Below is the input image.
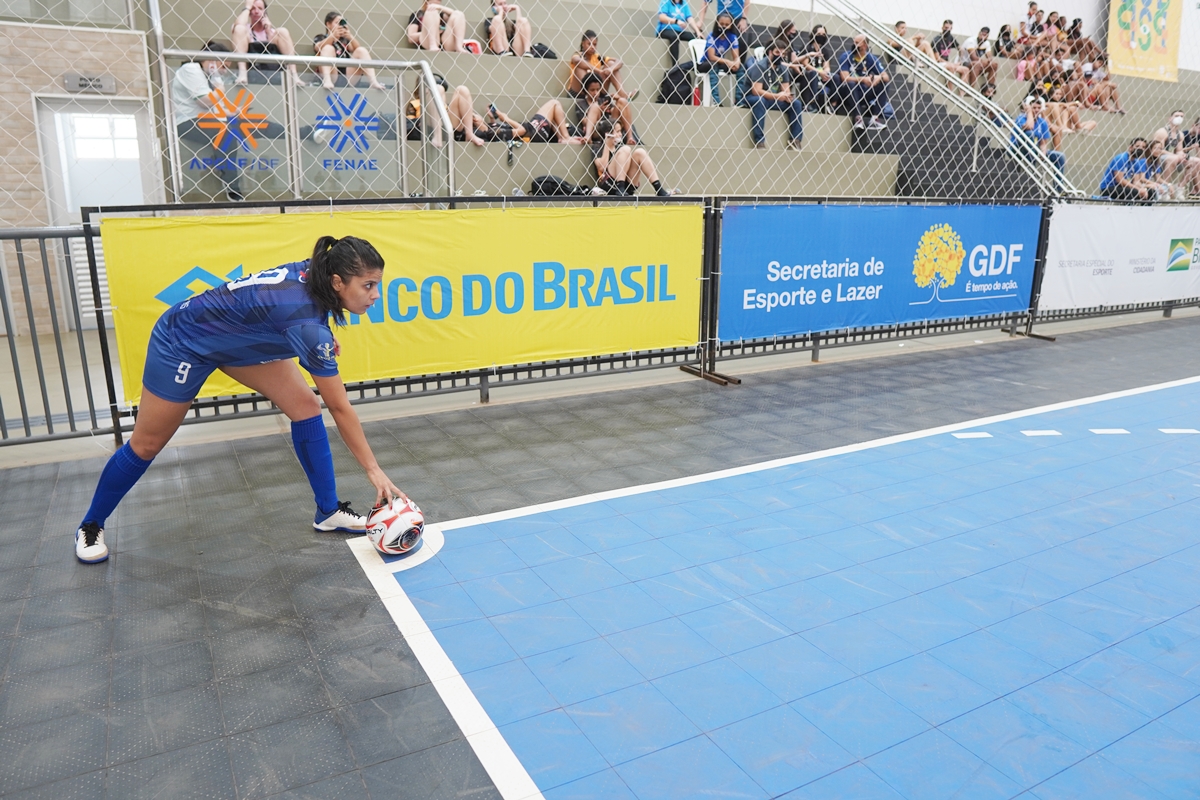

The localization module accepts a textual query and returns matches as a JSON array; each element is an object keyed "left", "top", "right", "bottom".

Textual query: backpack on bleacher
[
  {"left": 530, "top": 175, "right": 591, "bottom": 196},
  {"left": 529, "top": 42, "right": 557, "bottom": 58},
  {"left": 656, "top": 62, "right": 694, "bottom": 105}
]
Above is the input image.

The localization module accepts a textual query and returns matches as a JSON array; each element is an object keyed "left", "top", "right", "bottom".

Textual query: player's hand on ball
[{"left": 367, "top": 467, "right": 406, "bottom": 504}]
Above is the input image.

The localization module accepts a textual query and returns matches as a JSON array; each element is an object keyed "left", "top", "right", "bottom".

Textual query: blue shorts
[{"left": 141, "top": 319, "right": 218, "bottom": 403}]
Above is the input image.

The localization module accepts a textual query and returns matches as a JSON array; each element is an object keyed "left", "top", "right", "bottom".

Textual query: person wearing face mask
[
  {"left": 1153, "top": 110, "right": 1193, "bottom": 191},
  {"left": 698, "top": 12, "right": 740, "bottom": 105},
  {"left": 746, "top": 39, "right": 803, "bottom": 149},
  {"left": 837, "top": 34, "right": 891, "bottom": 130},
  {"left": 1099, "top": 138, "right": 1152, "bottom": 202}
]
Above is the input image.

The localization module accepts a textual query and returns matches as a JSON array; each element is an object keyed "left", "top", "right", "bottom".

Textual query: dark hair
[
  {"left": 202, "top": 40, "right": 233, "bottom": 53},
  {"left": 581, "top": 29, "right": 597, "bottom": 44},
  {"left": 894, "top": 20, "right": 905, "bottom": 28},
  {"left": 943, "top": 18, "right": 953, "bottom": 25},
  {"left": 713, "top": 11, "right": 732, "bottom": 34},
  {"left": 1131, "top": 137, "right": 1147, "bottom": 148},
  {"left": 324, "top": 11, "right": 344, "bottom": 24},
  {"left": 592, "top": 117, "right": 613, "bottom": 142},
  {"left": 597, "top": 91, "right": 612, "bottom": 105},
  {"left": 981, "top": 81, "right": 996, "bottom": 94},
  {"left": 583, "top": 74, "right": 602, "bottom": 89},
  {"left": 307, "top": 236, "right": 384, "bottom": 325},
  {"left": 979, "top": 26, "right": 990, "bottom": 33}
]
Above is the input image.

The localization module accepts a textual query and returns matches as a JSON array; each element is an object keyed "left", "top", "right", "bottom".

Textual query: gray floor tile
[
  {"left": 317, "top": 640, "right": 427, "bottom": 706},
  {"left": 0, "top": 538, "right": 39, "bottom": 571},
  {"left": 0, "top": 569, "right": 35, "bottom": 605},
  {"left": 107, "top": 684, "right": 224, "bottom": 766},
  {"left": 105, "top": 737, "right": 236, "bottom": 800},
  {"left": 112, "top": 570, "right": 203, "bottom": 613},
  {"left": 0, "top": 660, "right": 110, "bottom": 727},
  {"left": 27, "top": 560, "right": 112, "bottom": 597},
  {"left": 0, "top": 770, "right": 105, "bottom": 800},
  {"left": 0, "top": 711, "right": 108, "bottom": 794},
  {"left": 112, "top": 600, "right": 206, "bottom": 653},
  {"left": 210, "top": 624, "right": 311, "bottom": 680},
  {"left": 265, "top": 771, "right": 370, "bottom": 799},
  {"left": 338, "top": 684, "right": 462, "bottom": 768},
  {"left": 0, "top": 594, "right": 27, "bottom": 637},
  {"left": 360, "top": 739, "right": 501, "bottom": 800},
  {"left": 110, "top": 639, "right": 214, "bottom": 703},
  {"left": 6, "top": 618, "right": 113, "bottom": 675},
  {"left": 218, "top": 659, "right": 332, "bottom": 733},
  {"left": 228, "top": 710, "right": 355, "bottom": 800}
]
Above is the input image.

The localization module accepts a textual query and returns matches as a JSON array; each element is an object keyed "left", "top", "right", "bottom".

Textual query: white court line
[
  {"left": 1022, "top": 430, "right": 1063, "bottom": 437},
  {"left": 951, "top": 432, "right": 993, "bottom": 439},
  {"left": 1090, "top": 428, "right": 1130, "bottom": 435},
  {"left": 1161, "top": 428, "right": 1200, "bottom": 434},
  {"left": 349, "top": 372, "right": 1200, "bottom": 800}
]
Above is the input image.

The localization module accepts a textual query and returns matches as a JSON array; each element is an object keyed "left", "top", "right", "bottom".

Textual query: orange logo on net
[{"left": 197, "top": 87, "right": 268, "bottom": 151}]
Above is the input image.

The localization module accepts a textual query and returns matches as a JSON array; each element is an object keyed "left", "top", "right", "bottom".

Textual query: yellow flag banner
[
  {"left": 1107, "top": 0, "right": 1181, "bottom": 81},
  {"left": 100, "top": 205, "right": 704, "bottom": 405}
]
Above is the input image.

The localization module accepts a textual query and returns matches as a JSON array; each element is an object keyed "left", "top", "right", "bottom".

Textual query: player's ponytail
[{"left": 306, "top": 235, "right": 385, "bottom": 325}]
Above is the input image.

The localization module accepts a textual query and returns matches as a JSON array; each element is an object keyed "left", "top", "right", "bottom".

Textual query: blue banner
[{"left": 717, "top": 204, "right": 1042, "bottom": 341}]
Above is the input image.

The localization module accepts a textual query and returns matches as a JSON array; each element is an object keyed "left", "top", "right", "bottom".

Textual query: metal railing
[
  {"left": 822, "top": 0, "right": 1085, "bottom": 198},
  {"left": 0, "top": 227, "right": 119, "bottom": 444}
]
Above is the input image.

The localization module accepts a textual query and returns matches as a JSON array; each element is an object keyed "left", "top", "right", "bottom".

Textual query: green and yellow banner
[{"left": 1108, "top": 0, "right": 1182, "bottom": 81}]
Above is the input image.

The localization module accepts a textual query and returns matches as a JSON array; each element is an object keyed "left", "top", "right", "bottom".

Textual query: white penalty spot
[
  {"left": 1161, "top": 428, "right": 1200, "bottom": 434},
  {"left": 951, "top": 432, "right": 993, "bottom": 439},
  {"left": 1089, "top": 428, "right": 1130, "bottom": 435},
  {"left": 1021, "top": 430, "right": 1062, "bottom": 437}
]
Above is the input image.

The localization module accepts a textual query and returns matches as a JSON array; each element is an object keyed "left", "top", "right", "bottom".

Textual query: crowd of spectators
[{"left": 1097, "top": 113, "right": 1200, "bottom": 202}]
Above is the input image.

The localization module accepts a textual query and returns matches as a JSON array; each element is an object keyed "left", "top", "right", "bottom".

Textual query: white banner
[{"left": 1038, "top": 202, "right": 1200, "bottom": 310}]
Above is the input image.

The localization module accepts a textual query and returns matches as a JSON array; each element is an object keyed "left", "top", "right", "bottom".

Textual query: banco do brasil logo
[
  {"left": 315, "top": 93, "right": 379, "bottom": 153},
  {"left": 911, "top": 223, "right": 966, "bottom": 301},
  {"left": 1167, "top": 239, "right": 1195, "bottom": 272}
]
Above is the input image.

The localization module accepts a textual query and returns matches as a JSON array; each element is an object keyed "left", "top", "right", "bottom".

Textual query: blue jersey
[
  {"left": 1098, "top": 152, "right": 1142, "bottom": 190},
  {"left": 159, "top": 260, "right": 339, "bottom": 377}
]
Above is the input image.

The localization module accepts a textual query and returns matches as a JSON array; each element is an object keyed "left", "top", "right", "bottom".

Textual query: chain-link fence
[{"left": 3, "top": 0, "right": 1198, "bottom": 208}]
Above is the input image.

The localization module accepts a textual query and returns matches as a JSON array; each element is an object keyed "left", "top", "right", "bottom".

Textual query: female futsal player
[{"left": 74, "top": 235, "right": 405, "bottom": 563}]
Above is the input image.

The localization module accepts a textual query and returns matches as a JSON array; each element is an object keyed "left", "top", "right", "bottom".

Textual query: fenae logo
[
  {"left": 315, "top": 93, "right": 380, "bottom": 171},
  {"left": 1167, "top": 239, "right": 1195, "bottom": 271}
]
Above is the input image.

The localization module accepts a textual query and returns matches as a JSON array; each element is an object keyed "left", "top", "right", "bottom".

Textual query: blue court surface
[{"left": 354, "top": 378, "right": 1200, "bottom": 800}]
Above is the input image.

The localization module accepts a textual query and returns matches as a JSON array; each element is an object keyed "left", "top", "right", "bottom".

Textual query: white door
[{"left": 37, "top": 96, "right": 162, "bottom": 329}]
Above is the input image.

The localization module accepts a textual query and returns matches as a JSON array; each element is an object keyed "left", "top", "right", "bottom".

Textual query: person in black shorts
[
  {"left": 591, "top": 119, "right": 674, "bottom": 196},
  {"left": 232, "top": 0, "right": 298, "bottom": 84},
  {"left": 312, "top": 12, "right": 386, "bottom": 90},
  {"left": 488, "top": 99, "right": 584, "bottom": 143}
]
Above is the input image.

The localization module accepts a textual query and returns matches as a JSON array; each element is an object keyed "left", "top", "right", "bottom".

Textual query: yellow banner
[
  {"left": 1107, "top": 0, "right": 1181, "bottom": 81},
  {"left": 101, "top": 206, "right": 703, "bottom": 405}
]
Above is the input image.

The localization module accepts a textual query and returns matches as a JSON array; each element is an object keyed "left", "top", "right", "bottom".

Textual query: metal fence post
[{"left": 82, "top": 209, "right": 126, "bottom": 445}]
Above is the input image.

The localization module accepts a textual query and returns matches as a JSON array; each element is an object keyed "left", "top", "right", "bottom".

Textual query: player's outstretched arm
[{"left": 313, "top": 374, "right": 406, "bottom": 503}]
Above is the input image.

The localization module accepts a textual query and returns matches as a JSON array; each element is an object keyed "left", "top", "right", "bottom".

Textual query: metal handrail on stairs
[{"left": 817, "top": 0, "right": 1085, "bottom": 198}]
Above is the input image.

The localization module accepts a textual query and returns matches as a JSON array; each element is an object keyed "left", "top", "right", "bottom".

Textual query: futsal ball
[{"left": 366, "top": 497, "right": 425, "bottom": 555}]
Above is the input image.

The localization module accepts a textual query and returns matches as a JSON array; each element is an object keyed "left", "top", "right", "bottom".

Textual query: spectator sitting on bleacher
[
  {"left": 1082, "top": 55, "right": 1124, "bottom": 114},
  {"left": 591, "top": 119, "right": 674, "bottom": 196},
  {"left": 488, "top": 99, "right": 586, "bottom": 143},
  {"left": 962, "top": 27, "right": 998, "bottom": 87},
  {"left": 1099, "top": 138, "right": 1151, "bottom": 201},
  {"left": 656, "top": 0, "right": 703, "bottom": 64},
  {"left": 1153, "top": 110, "right": 1200, "bottom": 193},
  {"left": 580, "top": 81, "right": 638, "bottom": 145},
  {"left": 570, "top": 32, "right": 634, "bottom": 102},
  {"left": 698, "top": 12, "right": 740, "bottom": 105},
  {"left": 1016, "top": 43, "right": 1048, "bottom": 82},
  {"left": 927, "top": 20, "right": 971, "bottom": 86},
  {"left": 1012, "top": 95, "right": 1065, "bottom": 171},
  {"left": 175, "top": 41, "right": 288, "bottom": 200},
  {"left": 889, "top": 22, "right": 937, "bottom": 62},
  {"left": 980, "top": 81, "right": 1007, "bottom": 126},
  {"left": 232, "top": 0, "right": 298, "bottom": 84},
  {"left": 312, "top": 12, "right": 386, "bottom": 90},
  {"left": 992, "top": 25, "right": 1017, "bottom": 58},
  {"left": 837, "top": 34, "right": 891, "bottom": 130},
  {"left": 1038, "top": 11, "right": 1063, "bottom": 46},
  {"left": 796, "top": 27, "right": 832, "bottom": 111},
  {"left": 1019, "top": 1, "right": 1039, "bottom": 43},
  {"left": 1065, "top": 18, "right": 1101, "bottom": 62},
  {"left": 485, "top": 0, "right": 532, "bottom": 56},
  {"left": 406, "top": 0, "right": 467, "bottom": 52},
  {"left": 1044, "top": 83, "right": 1095, "bottom": 149},
  {"left": 1143, "top": 140, "right": 1177, "bottom": 200},
  {"left": 746, "top": 38, "right": 803, "bottom": 148}
]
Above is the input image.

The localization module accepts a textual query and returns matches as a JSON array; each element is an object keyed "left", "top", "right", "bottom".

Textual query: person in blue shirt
[
  {"left": 73, "top": 236, "right": 407, "bottom": 564},
  {"left": 698, "top": 12, "right": 740, "bottom": 105},
  {"left": 746, "top": 38, "right": 803, "bottom": 148},
  {"left": 656, "top": 0, "right": 702, "bottom": 63},
  {"left": 1098, "top": 137, "right": 1152, "bottom": 202},
  {"left": 836, "top": 34, "right": 892, "bottom": 130},
  {"left": 1011, "top": 96, "right": 1065, "bottom": 172}
]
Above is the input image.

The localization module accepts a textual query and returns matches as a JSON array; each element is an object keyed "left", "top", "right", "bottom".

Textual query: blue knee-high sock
[
  {"left": 291, "top": 415, "right": 339, "bottom": 516},
  {"left": 81, "top": 443, "right": 154, "bottom": 528}
]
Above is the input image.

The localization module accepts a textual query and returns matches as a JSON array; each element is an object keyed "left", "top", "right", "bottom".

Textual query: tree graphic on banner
[{"left": 911, "top": 223, "right": 966, "bottom": 304}]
